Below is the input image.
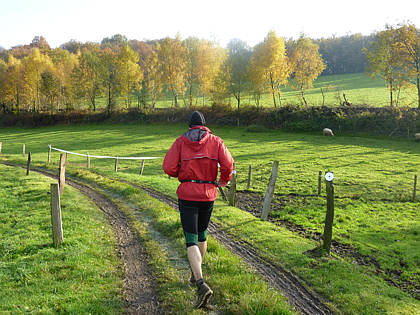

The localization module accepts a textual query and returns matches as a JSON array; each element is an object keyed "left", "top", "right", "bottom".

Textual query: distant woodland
[{"left": 0, "top": 23, "right": 418, "bottom": 113}]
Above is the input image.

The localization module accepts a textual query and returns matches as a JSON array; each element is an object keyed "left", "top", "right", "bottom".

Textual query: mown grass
[
  {"left": 0, "top": 164, "right": 123, "bottom": 314},
  {"left": 0, "top": 122, "right": 419, "bottom": 313}
]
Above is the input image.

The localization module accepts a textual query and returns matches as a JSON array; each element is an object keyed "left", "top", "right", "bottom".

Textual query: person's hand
[{"left": 218, "top": 180, "right": 228, "bottom": 187}]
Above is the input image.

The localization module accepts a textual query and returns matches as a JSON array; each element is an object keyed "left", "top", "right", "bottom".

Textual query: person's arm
[
  {"left": 163, "top": 138, "right": 181, "bottom": 177},
  {"left": 217, "top": 139, "right": 234, "bottom": 187}
]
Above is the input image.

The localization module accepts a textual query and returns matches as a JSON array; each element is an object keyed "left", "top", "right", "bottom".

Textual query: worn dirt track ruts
[
  {"left": 2, "top": 163, "right": 160, "bottom": 315},
  {"left": 136, "top": 184, "right": 335, "bottom": 315}
]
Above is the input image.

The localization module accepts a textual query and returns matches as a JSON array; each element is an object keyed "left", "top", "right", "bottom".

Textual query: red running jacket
[{"left": 163, "top": 126, "right": 234, "bottom": 201}]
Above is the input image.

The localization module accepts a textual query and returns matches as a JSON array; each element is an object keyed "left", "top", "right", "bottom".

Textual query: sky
[{"left": 1, "top": 0, "right": 419, "bottom": 49}]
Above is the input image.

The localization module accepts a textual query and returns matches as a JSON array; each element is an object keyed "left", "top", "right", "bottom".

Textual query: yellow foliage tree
[
  {"left": 142, "top": 48, "right": 162, "bottom": 108},
  {"left": 364, "top": 26, "right": 408, "bottom": 107},
  {"left": 289, "top": 36, "right": 325, "bottom": 106},
  {"left": 115, "top": 45, "right": 144, "bottom": 108},
  {"left": 49, "top": 48, "right": 79, "bottom": 110},
  {"left": 249, "top": 31, "right": 291, "bottom": 107},
  {"left": 21, "top": 49, "right": 54, "bottom": 112},
  {"left": 0, "top": 56, "right": 23, "bottom": 112},
  {"left": 157, "top": 36, "right": 187, "bottom": 107},
  {"left": 394, "top": 23, "right": 420, "bottom": 108},
  {"left": 184, "top": 38, "right": 224, "bottom": 106}
]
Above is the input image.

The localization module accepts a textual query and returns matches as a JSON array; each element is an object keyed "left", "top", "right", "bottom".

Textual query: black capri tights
[{"left": 178, "top": 199, "right": 214, "bottom": 247}]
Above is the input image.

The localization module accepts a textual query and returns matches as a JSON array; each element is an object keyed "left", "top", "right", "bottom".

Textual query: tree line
[{"left": 0, "top": 24, "right": 418, "bottom": 114}]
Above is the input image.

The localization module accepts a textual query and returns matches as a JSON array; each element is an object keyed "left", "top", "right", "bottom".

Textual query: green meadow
[
  {"left": 0, "top": 122, "right": 419, "bottom": 313},
  {"left": 0, "top": 164, "right": 123, "bottom": 314}
]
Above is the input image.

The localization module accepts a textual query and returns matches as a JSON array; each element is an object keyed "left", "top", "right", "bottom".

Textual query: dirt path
[
  {"left": 3, "top": 163, "right": 160, "bottom": 315},
  {"left": 134, "top": 184, "right": 335, "bottom": 315},
  {"left": 5, "top": 162, "right": 334, "bottom": 314}
]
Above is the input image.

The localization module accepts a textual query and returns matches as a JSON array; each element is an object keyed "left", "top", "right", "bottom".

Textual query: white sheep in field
[
  {"left": 415, "top": 133, "right": 420, "bottom": 141},
  {"left": 323, "top": 128, "right": 334, "bottom": 136}
]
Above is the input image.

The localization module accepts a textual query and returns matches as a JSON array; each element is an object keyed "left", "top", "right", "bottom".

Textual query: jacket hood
[{"left": 183, "top": 126, "right": 211, "bottom": 144}]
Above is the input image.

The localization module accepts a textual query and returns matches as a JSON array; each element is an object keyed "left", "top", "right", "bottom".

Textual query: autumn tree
[
  {"left": 115, "top": 45, "right": 143, "bottom": 108},
  {"left": 141, "top": 48, "right": 162, "bottom": 108},
  {"left": 364, "top": 26, "right": 407, "bottom": 106},
  {"left": 249, "top": 31, "right": 291, "bottom": 107},
  {"left": 182, "top": 38, "right": 224, "bottom": 106},
  {"left": 225, "top": 39, "right": 251, "bottom": 110},
  {"left": 157, "top": 36, "right": 187, "bottom": 107},
  {"left": 0, "top": 59, "right": 7, "bottom": 112},
  {"left": 394, "top": 23, "right": 420, "bottom": 108},
  {"left": 60, "top": 39, "right": 82, "bottom": 54},
  {"left": 49, "top": 48, "right": 78, "bottom": 110},
  {"left": 0, "top": 56, "right": 22, "bottom": 112},
  {"left": 195, "top": 40, "right": 225, "bottom": 105},
  {"left": 289, "top": 36, "right": 325, "bottom": 106},
  {"left": 21, "top": 49, "right": 54, "bottom": 112},
  {"left": 72, "top": 47, "right": 105, "bottom": 111},
  {"left": 101, "top": 34, "right": 128, "bottom": 48},
  {"left": 101, "top": 48, "right": 119, "bottom": 116}
]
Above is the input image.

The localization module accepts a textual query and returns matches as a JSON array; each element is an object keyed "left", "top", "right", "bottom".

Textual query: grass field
[
  {"left": 0, "top": 122, "right": 419, "bottom": 313},
  {"left": 0, "top": 164, "right": 123, "bottom": 314}
]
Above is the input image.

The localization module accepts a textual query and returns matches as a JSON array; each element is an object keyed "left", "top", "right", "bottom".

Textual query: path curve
[
  {"left": 2, "top": 163, "right": 160, "bottom": 315},
  {"left": 136, "top": 184, "right": 334, "bottom": 315}
]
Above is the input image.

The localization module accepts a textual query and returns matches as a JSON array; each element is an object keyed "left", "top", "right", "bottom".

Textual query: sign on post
[
  {"left": 261, "top": 161, "right": 279, "bottom": 221},
  {"left": 323, "top": 172, "right": 335, "bottom": 254},
  {"left": 50, "top": 183, "right": 63, "bottom": 246}
]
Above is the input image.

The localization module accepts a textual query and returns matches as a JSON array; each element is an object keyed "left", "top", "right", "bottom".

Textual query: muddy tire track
[
  {"left": 2, "top": 163, "right": 160, "bottom": 315},
  {"left": 127, "top": 182, "right": 335, "bottom": 314}
]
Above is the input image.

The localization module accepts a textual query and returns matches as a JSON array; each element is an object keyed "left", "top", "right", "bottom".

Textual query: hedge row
[{"left": 0, "top": 105, "right": 418, "bottom": 137}]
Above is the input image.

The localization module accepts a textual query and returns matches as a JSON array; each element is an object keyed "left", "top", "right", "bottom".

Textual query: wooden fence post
[
  {"left": 114, "top": 157, "right": 118, "bottom": 172},
  {"left": 86, "top": 152, "right": 90, "bottom": 169},
  {"left": 227, "top": 170, "right": 237, "bottom": 206},
  {"left": 26, "top": 152, "right": 32, "bottom": 175},
  {"left": 323, "top": 172, "right": 335, "bottom": 254},
  {"left": 0, "top": 141, "right": 2, "bottom": 154},
  {"left": 59, "top": 153, "right": 66, "bottom": 195},
  {"left": 413, "top": 175, "right": 417, "bottom": 202},
  {"left": 318, "top": 171, "right": 322, "bottom": 196},
  {"left": 50, "top": 183, "right": 63, "bottom": 247},
  {"left": 140, "top": 159, "right": 145, "bottom": 175},
  {"left": 47, "top": 145, "right": 51, "bottom": 164},
  {"left": 261, "top": 161, "right": 279, "bottom": 221},
  {"left": 247, "top": 165, "right": 252, "bottom": 190},
  {"left": 22, "top": 144, "right": 25, "bottom": 157},
  {"left": 218, "top": 187, "right": 227, "bottom": 201}
]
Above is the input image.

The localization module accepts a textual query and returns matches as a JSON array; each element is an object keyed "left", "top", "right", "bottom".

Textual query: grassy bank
[{"left": 0, "top": 164, "right": 123, "bottom": 314}]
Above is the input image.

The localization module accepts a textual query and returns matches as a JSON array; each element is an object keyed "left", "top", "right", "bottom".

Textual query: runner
[{"left": 163, "top": 111, "right": 234, "bottom": 308}]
